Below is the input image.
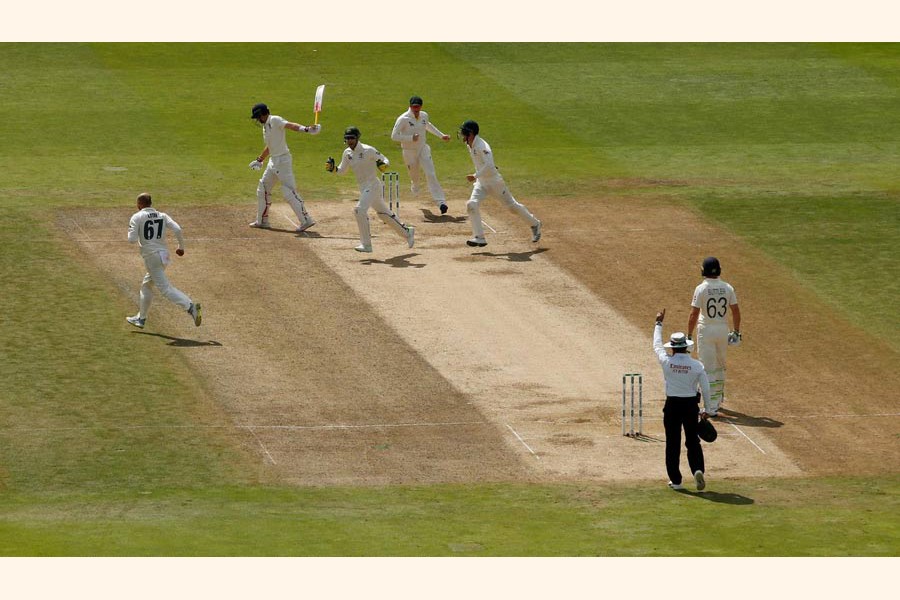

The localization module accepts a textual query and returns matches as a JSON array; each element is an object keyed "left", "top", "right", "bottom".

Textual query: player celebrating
[
  {"left": 390, "top": 95, "right": 451, "bottom": 215},
  {"left": 457, "top": 120, "right": 541, "bottom": 248},
  {"left": 326, "top": 127, "right": 415, "bottom": 253},
  {"left": 247, "top": 103, "right": 318, "bottom": 232},
  {"left": 125, "top": 193, "right": 201, "bottom": 329}
]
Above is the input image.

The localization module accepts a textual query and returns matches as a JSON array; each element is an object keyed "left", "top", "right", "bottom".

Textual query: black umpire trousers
[{"left": 663, "top": 394, "right": 705, "bottom": 485}]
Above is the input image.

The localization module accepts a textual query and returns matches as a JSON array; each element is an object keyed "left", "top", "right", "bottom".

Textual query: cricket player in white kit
[
  {"left": 248, "top": 103, "right": 318, "bottom": 232},
  {"left": 457, "top": 120, "right": 541, "bottom": 248},
  {"left": 687, "top": 257, "right": 742, "bottom": 416},
  {"left": 390, "top": 95, "right": 451, "bottom": 215},
  {"left": 125, "top": 193, "right": 201, "bottom": 329},
  {"left": 326, "top": 127, "right": 415, "bottom": 253}
]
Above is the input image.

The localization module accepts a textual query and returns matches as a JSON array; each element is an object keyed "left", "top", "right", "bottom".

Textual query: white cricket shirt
[
  {"left": 691, "top": 278, "right": 738, "bottom": 328},
  {"left": 337, "top": 142, "right": 389, "bottom": 188},
  {"left": 128, "top": 207, "right": 185, "bottom": 258},
  {"left": 390, "top": 109, "right": 446, "bottom": 149},
  {"left": 653, "top": 323, "right": 712, "bottom": 401},
  {"left": 467, "top": 135, "right": 502, "bottom": 182},
  {"left": 262, "top": 115, "right": 291, "bottom": 157}
]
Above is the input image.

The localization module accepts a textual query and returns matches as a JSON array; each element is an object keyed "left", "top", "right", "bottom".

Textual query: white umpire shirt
[
  {"left": 390, "top": 109, "right": 447, "bottom": 149},
  {"left": 128, "top": 207, "right": 185, "bottom": 258},
  {"left": 262, "top": 115, "right": 291, "bottom": 157},
  {"left": 337, "top": 143, "right": 389, "bottom": 188},
  {"left": 691, "top": 278, "right": 738, "bottom": 329},
  {"left": 653, "top": 323, "right": 712, "bottom": 402},
  {"left": 467, "top": 135, "right": 503, "bottom": 182}
]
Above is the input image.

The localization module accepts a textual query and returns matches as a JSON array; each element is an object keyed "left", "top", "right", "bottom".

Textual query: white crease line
[
  {"left": 4, "top": 421, "right": 489, "bottom": 433},
  {"left": 71, "top": 218, "right": 91, "bottom": 241},
  {"left": 243, "top": 426, "right": 277, "bottom": 465},
  {"left": 729, "top": 423, "right": 766, "bottom": 454},
  {"left": 505, "top": 423, "right": 539, "bottom": 458},
  {"left": 242, "top": 421, "right": 488, "bottom": 431}
]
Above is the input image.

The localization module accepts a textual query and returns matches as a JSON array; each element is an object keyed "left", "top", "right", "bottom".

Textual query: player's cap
[
  {"left": 251, "top": 103, "right": 269, "bottom": 119},
  {"left": 664, "top": 332, "right": 694, "bottom": 349},
  {"left": 409, "top": 96, "right": 424, "bottom": 106},
  {"left": 702, "top": 256, "right": 721, "bottom": 277}
]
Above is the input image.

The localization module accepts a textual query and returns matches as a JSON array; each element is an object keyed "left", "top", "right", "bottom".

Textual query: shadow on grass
[
  {"left": 472, "top": 248, "right": 549, "bottom": 262},
  {"left": 676, "top": 489, "right": 755, "bottom": 505},
  {"left": 359, "top": 253, "right": 426, "bottom": 269},
  {"left": 132, "top": 331, "right": 223, "bottom": 347},
  {"left": 420, "top": 208, "right": 468, "bottom": 223},
  {"left": 715, "top": 408, "right": 783, "bottom": 428}
]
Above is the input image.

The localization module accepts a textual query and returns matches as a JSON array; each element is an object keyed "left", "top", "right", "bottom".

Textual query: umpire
[{"left": 653, "top": 309, "right": 712, "bottom": 491}]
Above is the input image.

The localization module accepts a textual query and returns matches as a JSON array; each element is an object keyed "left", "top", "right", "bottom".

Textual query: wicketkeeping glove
[
  {"left": 249, "top": 159, "right": 263, "bottom": 171},
  {"left": 727, "top": 330, "right": 742, "bottom": 346},
  {"left": 325, "top": 156, "right": 335, "bottom": 172},
  {"left": 376, "top": 159, "right": 387, "bottom": 173}
]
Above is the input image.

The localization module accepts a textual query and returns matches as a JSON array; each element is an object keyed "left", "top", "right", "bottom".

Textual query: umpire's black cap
[{"left": 698, "top": 418, "right": 718, "bottom": 443}]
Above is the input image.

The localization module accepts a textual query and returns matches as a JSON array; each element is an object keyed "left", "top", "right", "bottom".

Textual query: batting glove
[
  {"left": 305, "top": 124, "right": 321, "bottom": 135},
  {"left": 249, "top": 159, "right": 263, "bottom": 171},
  {"left": 727, "top": 330, "right": 742, "bottom": 346},
  {"left": 325, "top": 156, "right": 335, "bottom": 172}
]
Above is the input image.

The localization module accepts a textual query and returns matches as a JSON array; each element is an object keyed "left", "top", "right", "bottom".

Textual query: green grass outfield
[{"left": 1, "top": 43, "right": 898, "bottom": 556}]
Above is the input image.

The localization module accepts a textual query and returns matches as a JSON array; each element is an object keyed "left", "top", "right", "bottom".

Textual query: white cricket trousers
[
  {"left": 466, "top": 177, "right": 539, "bottom": 239},
  {"left": 402, "top": 144, "right": 445, "bottom": 207},
  {"left": 354, "top": 179, "right": 408, "bottom": 248},
  {"left": 138, "top": 250, "right": 192, "bottom": 319},
  {"left": 697, "top": 323, "right": 729, "bottom": 412},
  {"left": 257, "top": 153, "right": 311, "bottom": 223}
]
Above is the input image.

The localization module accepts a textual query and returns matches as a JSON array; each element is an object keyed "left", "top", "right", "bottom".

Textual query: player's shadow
[
  {"left": 473, "top": 248, "right": 549, "bottom": 262},
  {"left": 674, "top": 489, "right": 755, "bottom": 505},
  {"left": 420, "top": 208, "right": 467, "bottom": 223},
  {"left": 293, "top": 231, "right": 359, "bottom": 240},
  {"left": 359, "top": 253, "right": 426, "bottom": 269},
  {"left": 714, "top": 408, "right": 783, "bottom": 428},
  {"left": 132, "top": 331, "right": 223, "bottom": 347}
]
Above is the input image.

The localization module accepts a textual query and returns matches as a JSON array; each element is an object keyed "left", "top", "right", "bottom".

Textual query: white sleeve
[
  {"left": 127, "top": 214, "right": 139, "bottom": 244},
  {"left": 473, "top": 140, "right": 498, "bottom": 180},
  {"left": 336, "top": 150, "right": 351, "bottom": 175},
  {"left": 691, "top": 284, "right": 702, "bottom": 308},
  {"left": 374, "top": 147, "right": 389, "bottom": 166},
  {"left": 390, "top": 115, "right": 413, "bottom": 143},
  {"left": 166, "top": 213, "right": 185, "bottom": 249},
  {"left": 426, "top": 120, "right": 446, "bottom": 138},
  {"left": 653, "top": 323, "right": 667, "bottom": 364},
  {"left": 728, "top": 284, "right": 738, "bottom": 306}
]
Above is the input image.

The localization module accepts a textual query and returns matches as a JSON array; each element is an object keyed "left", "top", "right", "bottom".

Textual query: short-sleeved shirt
[
  {"left": 262, "top": 115, "right": 291, "bottom": 157},
  {"left": 691, "top": 278, "right": 738, "bottom": 327}
]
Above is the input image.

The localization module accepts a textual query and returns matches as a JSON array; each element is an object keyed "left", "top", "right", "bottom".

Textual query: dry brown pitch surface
[{"left": 64, "top": 193, "right": 899, "bottom": 486}]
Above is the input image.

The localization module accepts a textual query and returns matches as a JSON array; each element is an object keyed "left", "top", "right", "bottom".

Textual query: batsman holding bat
[
  {"left": 247, "top": 103, "right": 319, "bottom": 232},
  {"left": 326, "top": 127, "right": 415, "bottom": 253},
  {"left": 686, "top": 257, "right": 742, "bottom": 416}
]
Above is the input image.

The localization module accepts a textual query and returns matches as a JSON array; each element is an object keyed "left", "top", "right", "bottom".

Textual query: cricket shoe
[
  {"left": 668, "top": 481, "right": 685, "bottom": 491},
  {"left": 125, "top": 315, "right": 146, "bottom": 329},
  {"left": 531, "top": 220, "right": 542, "bottom": 243},
  {"left": 466, "top": 237, "right": 487, "bottom": 247},
  {"left": 354, "top": 244, "right": 373, "bottom": 253},
  {"left": 188, "top": 302, "right": 202, "bottom": 326},
  {"left": 439, "top": 203, "right": 448, "bottom": 215},
  {"left": 694, "top": 470, "right": 706, "bottom": 491},
  {"left": 296, "top": 217, "right": 316, "bottom": 233},
  {"left": 249, "top": 220, "right": 271, "bottom": 229},
  {"left": 406, "top": 226, "right": 415, "bottom": 248}
]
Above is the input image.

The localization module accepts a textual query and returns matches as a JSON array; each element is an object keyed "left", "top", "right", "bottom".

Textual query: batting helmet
[
  {"left": 251, "top": 103, "right": 269, "bottom": 120},
  {"left": 702, "top": 256, "right": 721, "bottom": 278},
  {"left": 409, "top": 95, "right": 424, "bottom": 106},
  {"left": 343, "top": 126, "right": 361, "bottom": 139},
  {"left": 459, "top": 120, "right": 479, "bottom": 137},
  {"left": 698, "top": 417, "right": 718, "bottom": 443}
]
